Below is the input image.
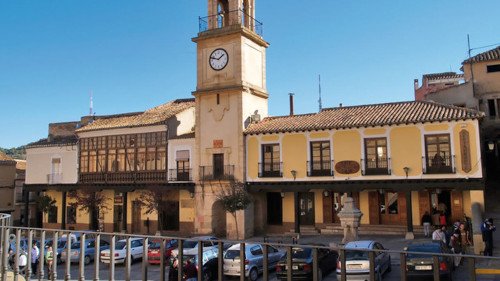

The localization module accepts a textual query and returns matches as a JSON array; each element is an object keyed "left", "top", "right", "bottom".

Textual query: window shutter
[{"left": 176, "top": 150, "right": 190, "bottom": 161}]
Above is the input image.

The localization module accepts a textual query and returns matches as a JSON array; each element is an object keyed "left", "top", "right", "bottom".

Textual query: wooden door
[
  {"left": 299, "top": 192, "right": 315, "bottom": 225},
  {"left": 368, "top": 191, "right": 380, "bottom": 224},
  {"left": 418, "top": 191, "right": 431, "bottom": 218},
  {"left": 322, "top": 194, "right": 333, "bottom": 223},
  {"left": 132, "top": 201, "right": 142, "bottom": 233},
  {"left": 213, "top": 154, "right": 224, "bottom": 179},
  {"left": 450, "top": 191, "right": 463, "bottom": 223}
]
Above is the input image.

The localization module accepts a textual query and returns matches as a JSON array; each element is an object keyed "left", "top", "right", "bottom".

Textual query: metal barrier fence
[{"left": 0, "top": 224, "right": 499, "bottom": 281}]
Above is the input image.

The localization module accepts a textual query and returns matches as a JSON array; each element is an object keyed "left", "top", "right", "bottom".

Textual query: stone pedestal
[{"left": 337, "top": 197, "right": 363, "bottom": 244}]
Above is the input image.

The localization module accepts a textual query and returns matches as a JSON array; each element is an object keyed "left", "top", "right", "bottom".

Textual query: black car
[
  {"left": 405, "top": 241, "right": 454, "bottom": 281},
  {"left": 276, "top": 246, "right": 338, "bottom": 280}
]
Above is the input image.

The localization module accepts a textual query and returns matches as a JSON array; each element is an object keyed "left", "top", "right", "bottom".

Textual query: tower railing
[{"left": 199, "top": 9, "right": 263, "bottom": 36}]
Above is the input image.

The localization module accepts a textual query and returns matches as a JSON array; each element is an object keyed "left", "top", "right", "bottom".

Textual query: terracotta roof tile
[
  {"left": 77, "top": 98, "right": 195, "bottom": 132},
  {"left": 244, "top": 101, "right": 483, "bottom": 135},
  {"left": 27, "top": 135, "right": 79, "bottom": 148},
  {"left": 463, "top": 46, "right": 500, "bottom": 64},
  {"left": 423, "top": 72, "right": 464, "bottom": 81}
]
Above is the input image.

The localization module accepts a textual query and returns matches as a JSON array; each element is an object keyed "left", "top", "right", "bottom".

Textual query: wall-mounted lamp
[
  {"left": 290, "top": 170, "right": 297, "bottom": 180},
  {"left": 435, "top": 189, "right": 442, "bottom": 195},
  {"left": 280, "top": 192, "right": 285, "bottom": 198},
  {"left": 323, "top": 190, "right": 330, "bottom": 197},
  {"left": 378, "top": 189, "right": 385, "bottom": 195},
  {"left": 189, "top": 192, "right": 195, "bottom": 199},
  {"left": 488, "top": 141, "right": 495, "bottom": 151},
  {"left": 403, "top": 167, "right": 410, "bottom": 178}
]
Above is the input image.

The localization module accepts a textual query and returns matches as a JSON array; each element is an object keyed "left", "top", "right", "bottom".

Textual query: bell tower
[{"left": 192, "top": 0, "right": 269, "bottom": 238}]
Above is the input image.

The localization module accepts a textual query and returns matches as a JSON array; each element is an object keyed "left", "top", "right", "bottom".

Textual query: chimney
[
  {"left": 339, "top": 103, "right": 343, "bottom": 108},
  {"left": 414, "top": 79, "right": 419, "bottom": 90},
  {"left": 289, "top": 93, "right": 294, "bottom": 116}
]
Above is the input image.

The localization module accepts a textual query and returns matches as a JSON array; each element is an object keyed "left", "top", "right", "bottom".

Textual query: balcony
[
  {"left": 199, "top": 9, "right": 263, "bottom": 37},
  {"left": 168, "top": 169, "right": 192, "bottom": 182},
  {"left": 79, "top": 171, "right": 168, "bottom": 184},
  {"left": 307, "top": 160, "right": 334, "bottom": 177},
  {"left": 199, "top": 165, "right": 234, "bottom": 181},
  {"left": 258, "top": 162, "right": 283, "bottom": 178},
  {"left": 362, "top": 158, "right": 391, "bottom": 176},
  {"left": 47, "top": 173, "right": 63, "bottom": 184},
  {"left": 423, "top": 155, "right": 455, "bottom": 174}
]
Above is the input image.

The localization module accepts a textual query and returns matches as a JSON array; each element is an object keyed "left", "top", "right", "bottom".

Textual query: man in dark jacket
[{"left": 481, "top": 218, "right": 496, "bottom": 256}]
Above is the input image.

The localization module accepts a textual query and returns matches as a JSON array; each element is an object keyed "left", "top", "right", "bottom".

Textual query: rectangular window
[
  {"left": 146, "top": 147, "right": 156, "bottom": 170},
  {"left": 425, "top": 134, "right": 453, "bottom": 174},
  {"left": 67, "top": 206, "right": 76, "bottom": 225},
  {"left": 89, "top": 151, "right": 97, "bottom": 173},
  {"left": 107, "top": 150, "right": 117, "bottom": 172},
  {"left": 97, "top": 150, "right": 106, "bottom": 172},
  {"left": 261, "top": 144, "right": 281, "bottom": 177},
  {"left": 309, "top": 141, "right": 331, "bottom": 176},
  {"left": 176, "top": 150, "right": 190, "bottom": 181},
  {"left": 117, "top": 149, "right": 126, "bottom": 172},
  {"left": 487, "top": 64, "right": 500, "bottom": 73},
  {"left": 156, "top": 147, "right": 166, "bottom": 170},
  {"left": 48, "top": 206, "right": 58, "bottom": 224},
  {"left": 488, "top": 99, "right": 496, "bottom": 117},
  {"left": 364, "top": 138, "right": 389, "bottom": 175},
  {"left": 126, "top": 148, "right": 135, "bottom": 172},
  {"left": 136, "top": 148, "right": 146, "bottom": 171},
  {"left": 267, "top": 192, "right": 283, "bottom": 225}
]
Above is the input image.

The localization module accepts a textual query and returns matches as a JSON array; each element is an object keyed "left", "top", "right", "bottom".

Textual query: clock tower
[{"left": 192, "top": 0, "right": 269, "bottom": 238}]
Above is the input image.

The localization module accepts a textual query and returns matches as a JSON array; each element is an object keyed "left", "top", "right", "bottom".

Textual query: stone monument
[{"left": 337, "top": 196, "right": 363, "bottom": 244}]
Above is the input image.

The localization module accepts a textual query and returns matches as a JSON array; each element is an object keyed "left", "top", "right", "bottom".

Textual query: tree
[
  {"left": 68, "top": 190, "right": 110, "bottom": 231},
  {"left": 137, "top": 189, "right": 168, "bottom": 231},
  {"left": 215, "top": 180, "right": 252, "bottom": 239},
  {"left": 37, "top": 194, "right": 56, "bottom": 214}
]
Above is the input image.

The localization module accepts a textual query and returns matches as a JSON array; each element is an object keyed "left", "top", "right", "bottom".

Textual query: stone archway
[{"left": 212, "top": 200, "right": 227, "bottom": 238}]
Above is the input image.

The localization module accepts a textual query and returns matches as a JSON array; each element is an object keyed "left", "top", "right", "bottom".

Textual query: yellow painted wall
[
  {"left": 359, "top": 192, "right": 369, "bottom": 224},
  {"left": 282, "top": 134, "right": 307, "bottom": 179},
  {"left": 310, "top": 132, "right": 330, "bottom": 139},
  {"left": 282, "top": 193, "right": 295, "bottom": 223},
  {"left": 463, "top": 60, "right": 500, "bottom": 94},
  {"left": 333, "top": 130, "right": 362, "bottom": 176},
  {"left": 453, "top": 122, "right": 480, "bottom": 174},
  {"left": 261, "top": 135, "right": 279, "bottom": 142},
  {"left": 247, "top": 136, "right": 259, "bottom": 179},
  {"left": 363, "top": 128, "right": 386, "bottom": 135},
  {"left": 470, "top": 190, "right": 485, "bottom": 213},
  {"left": 390, "top": 126, "right": 422, "bottom": 177},
  {"left": 463, "top": 191, "right": 472, "bottom": 218},
  {"left": 411, "top": 191, "right": 420, "bottom": 226},
  {"left": 102, "top": 190, "right": 114, "bottom": 225},
  {"left": 424, "top": 124, "right": 450, "bottom": 131}
]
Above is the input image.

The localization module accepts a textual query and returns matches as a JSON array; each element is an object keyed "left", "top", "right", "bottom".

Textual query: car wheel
[
  {"left": 84, "top": 255, "right": 91, "bottom": 265},
  {"left": 248, "top": 267, "right": 258, "bottom": 281}
]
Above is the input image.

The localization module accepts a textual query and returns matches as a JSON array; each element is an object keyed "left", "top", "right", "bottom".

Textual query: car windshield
[
  {"left": 150, "top": 241, "right": 161, "bottom": 249},
  {"left": 224, "top": 250, "right": 240, "bottom": 259},
  {"left": 292, "top": 248, "right": 312, "bottom": 259},
  {"left": 183, "top": 241, "right": 198, "bottom": 249},
  {"left": 71, "top": 243, "right": 81, "bottom": 249},
  {"left": 115, "top": 241, "right": 126, "bottom": 250},
  {"left": 345, "top": 250, "right": 369, "bottom": 261},
  {"left": 407, "top": 245, "right": 440, "bottom": 259}
]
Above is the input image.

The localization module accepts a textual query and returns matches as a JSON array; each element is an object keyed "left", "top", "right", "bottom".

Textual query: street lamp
[{"left": 488, "top": 141, "right": 495, "bottom": 151}]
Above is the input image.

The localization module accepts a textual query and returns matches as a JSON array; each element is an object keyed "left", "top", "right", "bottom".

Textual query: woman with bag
[{"left": 449, "top": 230, "right": 462, "bottom": 267}]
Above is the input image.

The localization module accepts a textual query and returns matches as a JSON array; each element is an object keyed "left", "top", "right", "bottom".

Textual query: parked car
[
  {"left": 147, "top": 239, "right": 178, "bottom": 265},
  {"left": 276, "top": 245, "right": 338, "bottom": 280},
  {"left": 170, "top": 236, "right": 219, "bottom": 258},
  {"left": 60, "top": 239, "right": 110, "bottom": 265},
  {"left": 169, "top": 247, "right": 219, "bottom": 281},
  {"left": 336, "top": 240, "right": 391, "bottom": 281},
  {"left": 224, "top": 243, "right": 285, "bottom": 281},
  {"left": 45, "top": 237, "right": 75, "bottom": 264},
  {"left": 100, "top": 238, "right": 144, "bottom": 264},
  {"left": 405, "top": 241, "right": 454, "bottom": 281}
]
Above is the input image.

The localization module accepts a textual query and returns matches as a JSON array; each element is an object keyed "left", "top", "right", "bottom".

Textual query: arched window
[{"left": 217, "top": 0, "right": 229, "bottom": 28}]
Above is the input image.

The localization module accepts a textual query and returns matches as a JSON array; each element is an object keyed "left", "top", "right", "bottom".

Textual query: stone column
[
  {"left": 337, "top": 197, "right": 363, "bottom": 244},
  {"left": 405, "top": 191, "right": 415, "bottom": 240}
]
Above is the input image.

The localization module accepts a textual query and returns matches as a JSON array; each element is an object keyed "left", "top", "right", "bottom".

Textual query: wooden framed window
[
  {"left": 146, "top": 147, "right": 156, "bottom": 170},
  {"left": 156, "top": 147, "right": 166, "bottom": 171},
  {"left": 48, "top": 206, "right": 58, "bottom": 224},
  {"left": 107, "top": 150, "right": 117, "bottom": 172},
  {"left": 425, "top": 134, "right": 453, "bottom": 174},
  {"left": 97, "top": 150, "right": 106, "bottom": 172},
  {"left": 126, "top": 148, "right": 135, "bottom": 172},
  {"left": 136, "top": 148, "right": 146, "bottom": 171},
  {"left": 261, "top": 144, "right": 281, "bottom": 177},
  {"left": 117, "top": 149, "right": 126, "bottom": 172},
  {"left": 309, "top": 141, "right": 332, "bottom": 176},
  {"left": 364, "top": 138, "right": 389, "bottom": 175}
]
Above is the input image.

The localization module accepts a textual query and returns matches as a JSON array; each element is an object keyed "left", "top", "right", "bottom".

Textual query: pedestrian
[
  {"left": 183, "top": 257, "right": 198, "bottom": 281},
  {"left": 449, "top": 230, "right": 462, "bottom": 267},
  {"left": 459, "top": 223, "right": 472, "bottom": 254},
  {"left": 439, "top": 211, "right": 447, "bottom": 226},
  {"left": 45, "top": 246, "right": 54, "bottom": 278},
  {"left": 432, "top": 225, "right": 446, "bottom": 244},
  {"left": 481, "top": 218, "right": 496, "bottom": 256},
  {"left": 421, "top": 211, "right": 432, "bottom": 237},
  {"left": 31, "top": 242, "right": 39, "bottom": 277}
]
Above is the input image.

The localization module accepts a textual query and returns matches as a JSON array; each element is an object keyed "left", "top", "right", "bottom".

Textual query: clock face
[{"left": 209, "top": 48, "right": 229, "bottom": 71}]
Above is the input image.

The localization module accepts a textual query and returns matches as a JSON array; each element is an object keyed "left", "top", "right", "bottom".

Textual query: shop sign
[{"left": 335, "top": 161, "right": 360, "bottom": 174}]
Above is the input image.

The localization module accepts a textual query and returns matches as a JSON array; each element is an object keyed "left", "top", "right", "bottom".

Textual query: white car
[
  {"left": 170, "top": 236, "right": 219, "bottom": 258},
  {"left": 100, "top": 238, "right": 144, "bottom": 264}
]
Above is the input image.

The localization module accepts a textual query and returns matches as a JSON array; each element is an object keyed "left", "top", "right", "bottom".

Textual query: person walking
[
  {"left": 432, "top": 225, "right": 447, "bottom": 243},
  {"left": 45, "top": 246, "right": 54, "bottom": 278},
  {"left": 481, "top": 218, "right": 496, "bottom": 256},
  {"left": 31, "top": 242, "right": 39, "bottom": 277},
  {"left": 459, "top": 223, "right": 472, "bottom": 254},
  {"left": 439, "top": 211, "right": 447, "bottom": 227},
  {"left": 421, "top": 211, "right": 432, "bottom": 237},
  {"left": 183, "top": 258, "right": 198, "bottom": 281},
  {"left": 450, "top": 230, "right": 462, "bottom": 267}
]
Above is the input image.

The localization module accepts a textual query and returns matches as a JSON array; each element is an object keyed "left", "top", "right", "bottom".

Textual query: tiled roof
[
  {"left": 27, "top": 135, "right": 79, "bottom": 148},
  {"left": 463, "top": 46, "right": 500, "bottom": 64},
  {"left": 423, "top": 72, "right": 464, "bottom": 81},
  {"left": 244, "top": 101, "right": 483, "bottom": 135},
  {"left": 77, "top": 99, "right": 195, "bottom": 132}
]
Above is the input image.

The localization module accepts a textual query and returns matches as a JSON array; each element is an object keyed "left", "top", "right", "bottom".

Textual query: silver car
[
  {"left": 336, "top": 240, "right": 392, "bottom": 281},
  {"left": 224, "top": 243, "right": 285, "bottom": 281}
]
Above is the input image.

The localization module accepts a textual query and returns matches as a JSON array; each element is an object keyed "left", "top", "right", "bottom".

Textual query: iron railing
[
  {"left": 199, "top": 9, "right": 263, "bottom": 36},
  {"left": 47, "top": 173, "right": 63, "bottom": 185},
  {"left": 79, "top": 171, "right": 168, "bottom": 183},
  {"left": 361, "top": 157, "right": 392, "bottom": 175},
  {"left": 423, "top": 155, "right": 456, "bottom": 174},
  {"left": 258, "top": 162, "right": 283, "bottom": 178},
  {"left": 168, "top": 169, "right": 192, "bottom": 182},
  {"left": 307, "top": 160, "right": 334, "bottom": 177},
  {"left": 0, "top": 224, "right": 498, "bottom": 281},
  {"left": 199, "top": 165, "right": 235, "bottom": 181}
]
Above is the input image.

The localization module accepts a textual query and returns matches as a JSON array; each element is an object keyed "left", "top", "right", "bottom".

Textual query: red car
[{"left": 147, "top": 239, "right": 178, "bottom": 265}]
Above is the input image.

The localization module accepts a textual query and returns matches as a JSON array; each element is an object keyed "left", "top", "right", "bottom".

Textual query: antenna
[
  {"left": 89, "top": 91, "right": 94, "bottom": 116},
  {"left": 318, "top": 74, "right": 322, "bottom": 112}
]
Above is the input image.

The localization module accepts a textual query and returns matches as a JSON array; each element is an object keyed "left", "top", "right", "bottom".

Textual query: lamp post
[{"left": 404, "top": 167, "right": 414, "bottom": 239}]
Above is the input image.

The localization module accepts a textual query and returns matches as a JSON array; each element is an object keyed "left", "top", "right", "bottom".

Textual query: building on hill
[
  {"left": 414, "top": 72, "right": 464, "bottom": 102},
  {"left": 0, "top": 152, "right": 16, "bottom": 216}
]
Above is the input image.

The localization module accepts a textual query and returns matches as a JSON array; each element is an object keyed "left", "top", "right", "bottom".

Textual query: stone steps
[{"left": 320, "top": 224, "right": 425, "bottom": 235}]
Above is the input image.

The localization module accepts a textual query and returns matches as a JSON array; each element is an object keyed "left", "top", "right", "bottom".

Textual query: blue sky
[{"left": 1, "top": 0, "right": 499, "bottom": 148}]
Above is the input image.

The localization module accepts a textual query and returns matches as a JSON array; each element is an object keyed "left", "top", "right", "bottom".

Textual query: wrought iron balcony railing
[
  {"left": 199, "top": 165, "right": 235, "bottom": 181},
  {"left": 79, "top": 171, "right": 168, "bottom": 184},
  {"left": 423, "top": 155, "right": 456, "bottom": 174},
  {"left": 199, "top": 9, "right": 263, "bottom": 36},
  {"left": 168, "top": 169, "right": 192, "bottom": 182},
  {"left": 47, "top": 173, "right": 63, "bottom": 184},
  {"left": 362, "top": 158, "right": 391, "bottom": 176},
  {"left": 258, "top": 162, "right": 283, "bottom": 178},
  {"left": 307, "top": 160, "right": 334, "bottom": 177}
]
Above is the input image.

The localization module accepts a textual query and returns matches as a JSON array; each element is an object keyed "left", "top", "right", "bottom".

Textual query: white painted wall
[{"left": 26, "top": 145, "right": 78, "bottom": 184}]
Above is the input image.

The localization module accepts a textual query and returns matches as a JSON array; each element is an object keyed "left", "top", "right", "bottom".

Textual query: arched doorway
[{"left": 212, "top": 200, "right": 227, "bottom": 237}]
